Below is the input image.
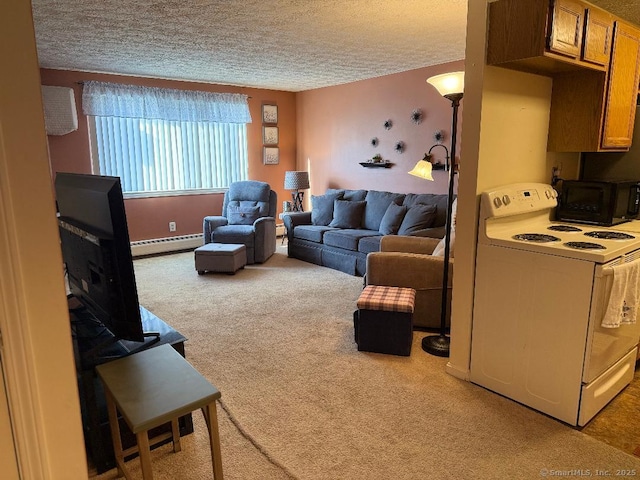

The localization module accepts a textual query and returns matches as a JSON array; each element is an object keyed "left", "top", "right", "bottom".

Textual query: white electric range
[{"left": 470, "top": 183, "right": 640, "bottom": 426}]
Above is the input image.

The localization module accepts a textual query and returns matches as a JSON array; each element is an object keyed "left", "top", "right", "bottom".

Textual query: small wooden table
[{"left": 96, "top": 344, "right": 223, "bottom": 479}]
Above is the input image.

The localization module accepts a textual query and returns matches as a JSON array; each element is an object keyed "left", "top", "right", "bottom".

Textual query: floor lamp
[{"left": 414, "top": 71, "right": 464, "bottom": 358}]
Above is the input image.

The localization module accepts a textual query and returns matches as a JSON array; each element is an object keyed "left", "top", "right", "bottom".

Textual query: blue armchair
[{"left": 203, "top": 181, "right": 277, "bottom": 264}]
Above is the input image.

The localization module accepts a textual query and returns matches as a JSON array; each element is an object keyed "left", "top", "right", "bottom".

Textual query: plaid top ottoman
[
  {"left": 355, "top": 285, "right": 416, "bottom": 356},
  {"left": 356, "top": 285, "right": 416, "bottom": 313}
]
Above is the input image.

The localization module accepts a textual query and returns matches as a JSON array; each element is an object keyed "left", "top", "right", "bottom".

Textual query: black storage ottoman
[{"left": 354, "top": 285, "right": 416, "bottom": 356}]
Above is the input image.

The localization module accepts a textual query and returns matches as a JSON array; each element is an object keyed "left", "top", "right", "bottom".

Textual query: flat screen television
[{"left": 55, "top": 172, "right": 145, "bottom": 343}]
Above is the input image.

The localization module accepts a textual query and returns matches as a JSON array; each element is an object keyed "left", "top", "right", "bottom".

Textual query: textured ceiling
[
  {"left": 589, "top": 0, "right": 640, "bottom": 24},
  {"left": 30, "top": 0, "right": 640, "bottom": 93},
  {"left": 31, "top": 0, "right": 467, "bottom": 92}
]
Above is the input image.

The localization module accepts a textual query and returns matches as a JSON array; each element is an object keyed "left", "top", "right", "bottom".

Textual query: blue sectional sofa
[{"left": 283, "top": 188, "right": 451, "bottom": 276}]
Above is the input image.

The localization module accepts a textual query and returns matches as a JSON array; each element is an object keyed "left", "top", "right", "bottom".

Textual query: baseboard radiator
[{"left": 131, "top": 233, "right": 203, "bottom": 257}]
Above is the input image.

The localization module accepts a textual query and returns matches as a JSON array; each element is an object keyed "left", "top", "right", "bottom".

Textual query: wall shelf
[{"left": 359, "top": 162, "right": 392, "bottom": 168}]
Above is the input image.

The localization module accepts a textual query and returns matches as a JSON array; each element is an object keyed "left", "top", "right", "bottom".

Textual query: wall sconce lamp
[
  {"left": 284, "top": 171, "right": 310, "bottom": 212},
  {"left": 422, "top": 71, "right": 464, "bottom": 358},
  {"left": 422, "top": 143, "right": 451, "bottom": 172}
]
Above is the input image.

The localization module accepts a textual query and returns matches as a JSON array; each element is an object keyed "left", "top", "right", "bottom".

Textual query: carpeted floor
[{"left": 92, "top": 246, "right": 640, "bottom": 479}]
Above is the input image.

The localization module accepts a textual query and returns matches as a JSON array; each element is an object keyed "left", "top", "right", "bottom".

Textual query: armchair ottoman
[{"left": 195, "top": 243, "right": 246, "bottom": 275}]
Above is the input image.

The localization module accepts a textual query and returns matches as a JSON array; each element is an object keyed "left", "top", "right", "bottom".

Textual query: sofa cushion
[
  {"left": 358, "top": 235, "right": 383, "bottom": 254},
  {"left": 227, "top": 181, "right": 271, "bottom": 217},
  {"left": 379, "top": 203, "right": 409, "bottom": 235},
  {"left": 329, "top": 200, "right": 366, "bottom": 229},
  {"left": 212, "top": 224, "right": 256, "bottom": 246},
  {"left": 324, "top": 229, "right": 379, "bottom": 252},
  {"left": 397, "top": 204, "right": 437, "bottom": 235},
  {"left": 326, "top": 188, "right": 367, "bottom": 201},
  {"left": 362, "top": 191, "right": 406, "bottom": 231},
  {"left": 311, "top": 191, "right": 343, "bottom": 226},
  {"left": 228, "top": 204, "right": 261, "bottom": 225},
  {"left": 294, "top": 225, "right": 334, "bottom": 243}
]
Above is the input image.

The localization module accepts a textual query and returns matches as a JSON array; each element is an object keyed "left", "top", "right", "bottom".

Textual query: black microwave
[{"left": 556, "top": 180, "right": 640, "bottom": 226}]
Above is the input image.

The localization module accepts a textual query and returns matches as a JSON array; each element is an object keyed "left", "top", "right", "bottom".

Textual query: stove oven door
[
  {"left": 579, "top": 251, "right": 640, "bottom": 426},
  {"left": 583, "top": 250, "right": 640, "bottom": 383}
]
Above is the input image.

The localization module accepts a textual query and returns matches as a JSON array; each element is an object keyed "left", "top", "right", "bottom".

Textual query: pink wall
[
  {"left": 42, "top": 61, "right": 464, "bottom": 240},
  {"left": 296, "top": 60, "right": 465, "bottom": 198},
  {"left": 40, "top": 69, "right": 296, "bottom": 241}
]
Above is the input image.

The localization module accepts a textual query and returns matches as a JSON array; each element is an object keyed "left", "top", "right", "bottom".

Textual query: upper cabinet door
[
  {"left": 583, "top": 7, "right": 614, "bottom": 66},
  {"left": 601, "top": 21, "right": 640, "bottom": 149},
  {"left": 548, "top": 0, "right": 584, "bottom": 58}
]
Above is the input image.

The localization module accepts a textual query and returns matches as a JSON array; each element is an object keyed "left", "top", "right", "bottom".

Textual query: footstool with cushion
[
  {"left": 354, "top": 285, "right": 416, "bottom": 356},
  {"left": 195, "top": 243, "right": 246, "bottom": 275}
]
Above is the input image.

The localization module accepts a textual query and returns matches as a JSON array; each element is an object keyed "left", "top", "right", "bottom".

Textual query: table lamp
[{"left": 284, "top": 171, "right": 310, "bottom": 212}]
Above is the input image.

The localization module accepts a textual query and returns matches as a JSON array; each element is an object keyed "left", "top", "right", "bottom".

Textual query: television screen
[{"left": 55, "top": 173, "right": 144, "bottom": 343}]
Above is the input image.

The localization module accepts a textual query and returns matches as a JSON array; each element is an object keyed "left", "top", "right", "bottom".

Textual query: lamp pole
[{"left": 421, "top": 92, "right": 462, "bottom": 357}]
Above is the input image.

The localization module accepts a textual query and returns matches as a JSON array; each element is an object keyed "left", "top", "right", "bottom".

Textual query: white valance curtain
[{"left": 81, "top": 81, "right": 252, "bottom": 124}]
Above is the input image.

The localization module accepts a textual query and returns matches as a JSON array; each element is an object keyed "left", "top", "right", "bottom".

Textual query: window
[{"left": 82, "top": 81, "right": 251, "bottom": 197}]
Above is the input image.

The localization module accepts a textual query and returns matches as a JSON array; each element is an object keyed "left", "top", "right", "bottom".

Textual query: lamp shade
[
  {"left": 427, "top": 71, "right": 465, "bottom": 97},
  {"left": 408, "top": 160, "right": 434, "bottom": 181},
  {"left": 284, "top": 171, "right": 310, "bottom": 190}
]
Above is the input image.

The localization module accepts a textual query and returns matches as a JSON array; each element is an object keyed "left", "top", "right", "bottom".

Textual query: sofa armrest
[
  {"left": 366, "top": 252, "right": 452, "bottom": 290},
  {"left": 283, "top": 211, "right": 312, "bottom": 240},
  {"left": 203, "top": 215, "right": 228, "bottom": 244},
  {"left": 254, "top": 216, "right": 275, "bottom": 227},
  {"left": 380, "top": 235, "right": 440, "bottom": 255},
  {"left": 254, "top": 216, "right": 276, "bottom": 263}
]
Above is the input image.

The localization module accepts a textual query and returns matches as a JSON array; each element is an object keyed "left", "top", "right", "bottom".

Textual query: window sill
[{"left": 123, "top": 188, "right": 228, "bottom": 200}]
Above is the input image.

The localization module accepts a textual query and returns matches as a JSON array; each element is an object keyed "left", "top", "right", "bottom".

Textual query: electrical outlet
[{"left": 169, "top": 221, "right": 176, "bottom": 232}]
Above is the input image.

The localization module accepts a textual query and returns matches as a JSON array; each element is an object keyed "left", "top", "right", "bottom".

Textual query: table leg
[
  {"left": 202, "top": 402, "right": 224, "bottom": 480},
  {"left": 104, "top": 388, "right": 125, "bottom": 478},
  {"left": 136, "top": 431, "right": 154, "bottom": 480},
  {"left": 171, "top": 418, "right": 181, "bottom": 452}
]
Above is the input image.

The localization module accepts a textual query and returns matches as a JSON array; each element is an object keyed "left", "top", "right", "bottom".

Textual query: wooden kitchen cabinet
[
  {"left": 582, "top": 6, "right": 614, "bottom": 66},
  {"left": 548, "top": 0, "right": 584, "bottom": 59},
  {"left": 601, "top": 21, "right": 640, "bottom": 149},
  {"left": 487, "top": 0, "right": 612, "bottom": 74},
  {"left": 547, "top": 20, "right": 640, "bottom": 152},
  {"left": 487, "top": 0, "right": 639, "bottom": 152}
]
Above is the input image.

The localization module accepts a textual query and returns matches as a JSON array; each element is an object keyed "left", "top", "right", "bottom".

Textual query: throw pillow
[
  {"left": 329, "top": 200, "right": 366, "bottom": 229},
  {"left": 228, "top": 205, "right": 261, "bottom": 225},
  {"left": 362, "top": 190, "right": 406, "bottom": 231},
  {"left": 432, "top": 199, "right": 457, "bottom": 257},
  {"left": 432, "top": 230, "right": 455, "bottom": 258},
  {"left": 379, "top": 203, "right": 408, "bottom": 235},
  {"left": 311, "top": 191, "right": 343, "bottom": 226},
  {"left": 397, "top": 204, "right": 437, "bottom": 235}
]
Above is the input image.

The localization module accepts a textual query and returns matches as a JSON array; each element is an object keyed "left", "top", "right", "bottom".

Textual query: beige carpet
[{"left": 93, "top": 246, "right": 640, "bottom": 479}]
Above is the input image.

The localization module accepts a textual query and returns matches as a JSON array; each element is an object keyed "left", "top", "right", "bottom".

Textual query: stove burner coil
[
  {"left": 583, "top": 231, "right": 636, "bottom": 240},
  {"left": 512, "top": 233, "right": 561, "bottom": 243},
  {"left": 564, "top": 241, "right": 606, "bottom": 250},
  {"left": 548, "top": 225, "right": 583, "bottom": 232}
]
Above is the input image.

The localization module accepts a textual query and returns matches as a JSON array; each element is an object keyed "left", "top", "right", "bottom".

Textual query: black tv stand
[{"left": 71, "top": 304, "right": 193, "bottom": 474}]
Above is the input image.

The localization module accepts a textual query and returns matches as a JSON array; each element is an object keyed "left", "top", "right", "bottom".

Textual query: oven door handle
[{"left": 601, "top": 252, "right": 640, "bottom": 277}]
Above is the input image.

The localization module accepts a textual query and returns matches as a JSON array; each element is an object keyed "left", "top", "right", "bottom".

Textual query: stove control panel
[{"left": 481, "top": 183, "right": 558, "bottom": 219}]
